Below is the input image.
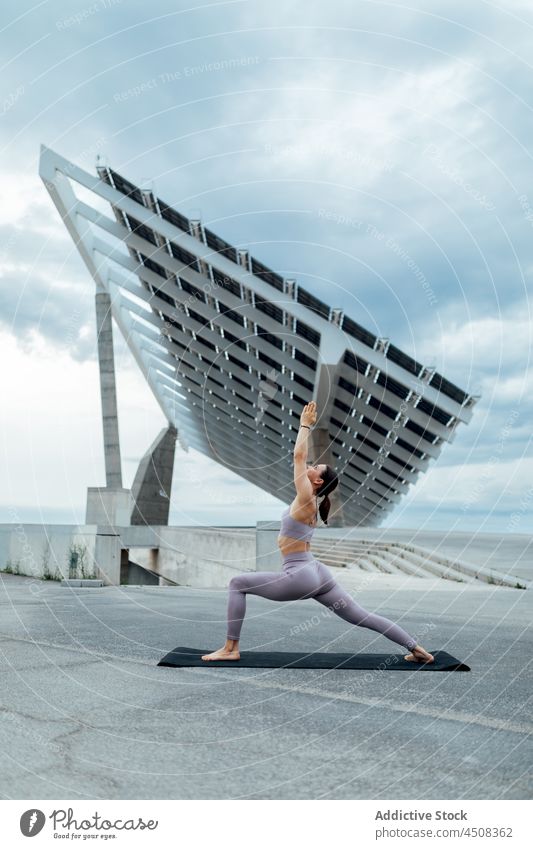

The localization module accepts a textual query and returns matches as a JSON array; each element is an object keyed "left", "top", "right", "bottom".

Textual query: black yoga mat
[{"left": 158, "top": 646, "right": 470, "bottom": 671}]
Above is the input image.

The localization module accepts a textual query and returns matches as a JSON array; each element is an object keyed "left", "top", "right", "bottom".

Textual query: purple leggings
[{"left": 226, "top": 550, "right": 418, "bottom": 650}]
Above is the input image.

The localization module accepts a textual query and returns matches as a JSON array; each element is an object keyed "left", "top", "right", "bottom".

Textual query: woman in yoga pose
[{"left": 201, "top": 400, "right": 434, "bottom": 664}]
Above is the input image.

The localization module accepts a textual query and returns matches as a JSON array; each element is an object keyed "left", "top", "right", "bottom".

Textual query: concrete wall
[
  {"left": 0, "top": 524, "right": 255, "bottom": 589},
  {"left": 0, "top": 524, "right": 122, "bottom": 585},
  {"left": 129, "top": 526, "right": 256, "bottom": 587},
  {"left": 1, "top": 523, "right": 530, "bottom": 587}
]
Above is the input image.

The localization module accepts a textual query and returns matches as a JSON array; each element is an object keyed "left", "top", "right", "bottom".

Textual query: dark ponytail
[{"left": 316, "top": 465, "right": 339, "bottom": 525}]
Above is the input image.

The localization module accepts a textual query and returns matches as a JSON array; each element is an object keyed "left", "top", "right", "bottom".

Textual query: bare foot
[
  {"left": 404, "top": 645, "right": 434, "bottom": 664},
  {"left": 201, "top": 646, "right": 241, "bottom": 662}
]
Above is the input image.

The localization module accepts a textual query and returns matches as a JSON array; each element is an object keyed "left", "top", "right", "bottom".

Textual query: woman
[{"left": 202, "top": 400, "right": 434, "bottom": 664}]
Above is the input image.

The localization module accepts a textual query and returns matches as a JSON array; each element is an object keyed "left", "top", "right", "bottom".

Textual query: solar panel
[
  {"left": 162, "top": 315, "right": 184, "bottom": 332},
  {"left": 343, "top": 350, "right": 370, "bottom": 374},
  {"left": 223, "top": 308, "right": 245, "bottom": 327},
  {"left": 338, "top": 376, "right": 358, "bottom": 395},
  {"left": 388, "top": 453, "right": 415, "bottom": 472},
  {"left": 293, "top": 372, "right": 314, "bottom": 391},
  {"left": 405, "top": 419, "right": 437, "bottom": 442},
  {"left": 179, "top": 279, "right": 206, "bottom": 303},
  {"left": 367, "top": 394, "right": 398, "bottom": 421},
  {"left": 291, "top": 392, "right": 308, "bottom": 407},
  {"left": 385, "top": 343, "right": 424, "bottom": 377},
  {"left": 196, "top": 335, "right": 217, "bottom": 352},
  {"left": 223, "top": 329, "right": 246, "bottom": 349},
  {"left": 140, "top": 255, "right": 168, "bottom": 279},
  {"left": 334, "top": 398, "right": 352, "bottom": 414},
  {"left": 187, "top": 307, "right": 208, "bottom": 327},
  {"left": 256, "top": 325, "right": 283, "bottom": 350},
  {"left": 416, "top": 397, "right": 453, "bottom": 426},
  {"left": 258, "top": 350, "right": 279, "bottom": 370},
  {"left": 108, "top": 169, "right": 144, "bottom": 205},
  {"left": 430, "top": 371, "right": 469, "bottom": 405},
  {"left": 396, "top": 437, "right": 424, "bottom": 459},
  {"left": 368, "top": 487, "right": 393, "bottom": 503},
  {"left": 255, "top": 293, "right": 284, "bottom": 324},
  {"left": 150, "top": 286, "right": 175, "bottom": 307},
  {"left": 204, "top": 227, "right": 238, "bottom": 263},
  {"left": 296, "top": 286, "right": 330, "bottom": 320},
  {"left": 361, "top": 415, "right": 389, "bottom": 437},
  {"left": 294, "top": 348, "right": 317, "bottom": 370},
  {"left": 379, "top": 466, "right": 405, "bottom": 483},
  {"left": 376, "top": 371, "right": 410, "bottom": 400},
  {"left": 228, "top": 353, "right": 249, "bottom": 371},
  {"left": 355, "top": 433, "right": 381, "bottom": 454},
  {"left": 342, "top": 315, "right": 377, "bottom": 348},
  {"left": 125, "top": 215, "right": 158, "bottom": 246},
  {"left": 212, "top": 268, "right": 241, "bottom": 299},
  {"left": 330, "top": 416, "right": 349, "bottom": 432},
  {"left": 250, "top": 257, "right": 285, "bottom": 291},
  {"left": 295, "top": 319, "right": 320, "bottom": 347},
  {"left": 168, "top": 240, "right": 199, "bottom": 271},
  {"left": 159, "top": 201, "right": 190, "bottom": 233}
]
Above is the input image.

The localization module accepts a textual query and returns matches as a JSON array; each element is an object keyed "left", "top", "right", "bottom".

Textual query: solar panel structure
[{"left": 39, "top": 145, "right": 479, "bottom": 526}]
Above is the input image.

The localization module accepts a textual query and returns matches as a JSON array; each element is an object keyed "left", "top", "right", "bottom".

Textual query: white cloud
[
  {"left": 1, "top": 0, "right": 531, "bottom": 529},
  {"left": 405, "top": 454, "right": 533, "bottom": 514},
  {"left": 416, "top": 301, "right": 532, "bottom": 383},
  {"left": 0, "top": 172, "right": 66, "bottom": 237},
  {"left": 245, "top": 57, "right": 475, "bottom": 186}
]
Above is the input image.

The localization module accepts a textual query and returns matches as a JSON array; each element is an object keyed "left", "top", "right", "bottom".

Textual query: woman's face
[{"left": 306, "top": 462, "right": 326, "bottom": 488}]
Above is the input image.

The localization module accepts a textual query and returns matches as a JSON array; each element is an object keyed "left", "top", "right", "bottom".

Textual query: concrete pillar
[
  {"left": 130, "top": 425, "right": 178, "bottom": 525},
  {"left": 310, "top": 427, "right": 346, "bottom": 527},
  {"left": 95, "top": 291, "right": 123, "bottom": 488},
  {"left": 86, "top": 487, "right": 133, "bottom": 527}
]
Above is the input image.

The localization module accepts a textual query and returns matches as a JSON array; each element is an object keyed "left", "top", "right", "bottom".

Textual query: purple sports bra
[{"left": 279, "top": 505, "right": 318, "bottom": 542}]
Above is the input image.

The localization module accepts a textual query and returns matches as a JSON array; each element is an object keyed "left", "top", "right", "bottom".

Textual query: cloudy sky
[{"left": 1, "top": 0, "right": 532, "bottom": 532}]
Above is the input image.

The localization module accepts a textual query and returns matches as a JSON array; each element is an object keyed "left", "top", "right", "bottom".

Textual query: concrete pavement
[{"left": 0, "top": 571, "right": 531, "bottom": 800}]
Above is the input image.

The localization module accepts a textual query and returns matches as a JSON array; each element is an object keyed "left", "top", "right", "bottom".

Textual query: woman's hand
[{"left": 300, "top": 400, "right": 317, "bottom": 427}]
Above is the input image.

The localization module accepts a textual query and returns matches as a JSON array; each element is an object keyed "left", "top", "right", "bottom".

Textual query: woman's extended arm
[
  {"left": 294, "top": 424, "right": 310, "bottom": 458},
  {"left": 294, "top": 401, "right": 317, "bottom": 457}
]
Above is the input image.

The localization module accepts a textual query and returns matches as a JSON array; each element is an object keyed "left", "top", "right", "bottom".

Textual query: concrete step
[
  {"left": 317, "top": 545, "right": 462, "bottom": 581},
  {"left": 392, "top": 547, "right": 470, "bottom": 582},
  {"left": 313, "top": 545, "right": 424, "bottom": 574},
  {"left": 364, "top": 550, "right": 434, "bottom": 580},
  {"left": 312, "top": 545, "right": 380, "bottom": 569},
  {"left": 313, "top": 542, "right": 438, "bottom": 576},
  {"left": 311, "top": 551, "right": 351, "bottom": 567},
  {"left": 351, "top": 545, "right": 464, "bottom": 582},
  {"left": 349, "top": 557, "right": 385, "bottom": 574},
  {"left": 404, "top": 543, "right": 528, "bottom": 588},
  {"left": 312, "top": 538, "right": 526, "bottom": 588}
]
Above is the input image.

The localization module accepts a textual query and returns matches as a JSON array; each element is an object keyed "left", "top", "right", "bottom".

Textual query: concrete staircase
[{"left": 311, "top": 538, "right": 528, "bottom": 589}]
